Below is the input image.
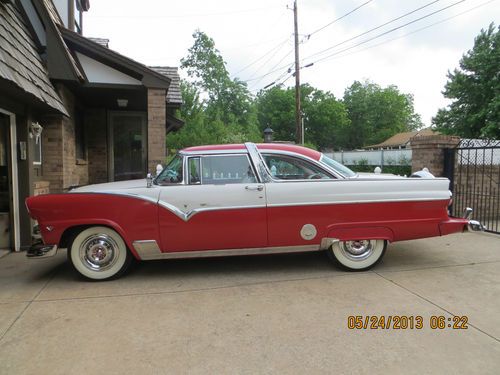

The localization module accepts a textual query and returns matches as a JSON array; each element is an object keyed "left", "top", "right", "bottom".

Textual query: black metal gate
[{"left": 446, "top": 139, "right": 500, "bottom": 234}]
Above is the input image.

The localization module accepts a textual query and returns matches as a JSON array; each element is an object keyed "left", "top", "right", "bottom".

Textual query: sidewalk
[{"left": 1, "top": 232, "right": 499, "bottom": 374}]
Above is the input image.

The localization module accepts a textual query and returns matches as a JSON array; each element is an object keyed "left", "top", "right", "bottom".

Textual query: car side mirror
[{"left": 146, "top": 173, "right": 153, "bottom": 188}]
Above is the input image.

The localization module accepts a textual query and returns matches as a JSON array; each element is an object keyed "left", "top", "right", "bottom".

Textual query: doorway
[
  {"left": 0, "top": 114, "right": 11, "bottom": 250},
  {"left": 108, "top": 111, "right": 147, "bottom": 181}
]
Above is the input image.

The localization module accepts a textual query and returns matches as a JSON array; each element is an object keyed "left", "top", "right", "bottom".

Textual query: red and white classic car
[{"left": 26, "top": 142, "right": 482, "bottom": 280}]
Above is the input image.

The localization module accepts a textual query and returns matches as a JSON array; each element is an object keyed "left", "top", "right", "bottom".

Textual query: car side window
[
  {"left": 201, "top": 155, "right": 257, "bottom": 184},
  {"left": 155, "top": 154, "right": 183, "bottom": 185},
  {"left": 188, "top": 157, "right": 201, "bottom": 184},
  {"left": 263, "top": 154, "right": 334, "bottom": 180}
]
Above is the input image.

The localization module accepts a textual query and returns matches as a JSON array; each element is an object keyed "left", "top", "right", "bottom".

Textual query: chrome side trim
[
  {"left": 267, "top": 197, "right": 449, "bottom": 208},
  {"left": 134, "top": 244, "right": 321, "bottom": 261},
  {"left": 133, "top": 240, "right": 162, "bottom": 260},
  {"left": 69, "top": 191, "right": 160, "bottom": 205},
  {"left": 156, "top": 201, "right": 266, "bottom": 222},
  {"left": 320, "top": 237, "right": 338, "bottom": 249}
]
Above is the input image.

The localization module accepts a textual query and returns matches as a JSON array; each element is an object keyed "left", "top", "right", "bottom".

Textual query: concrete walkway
[{"left": 0, "top": 232, "right": 499, "bottom": 374}]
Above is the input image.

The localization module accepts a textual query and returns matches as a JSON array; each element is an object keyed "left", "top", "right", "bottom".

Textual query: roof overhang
[{"left": 60, "top": 28, "right": 171, "bottom": 90}]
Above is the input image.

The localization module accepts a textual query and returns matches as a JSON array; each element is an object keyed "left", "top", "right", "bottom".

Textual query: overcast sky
[{"left": 82, "top": 0, "right": 499, "bottom": 126}]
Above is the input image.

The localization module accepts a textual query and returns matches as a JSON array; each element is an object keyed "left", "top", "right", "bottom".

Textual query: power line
[
  {"left": 304, "top": 0, "right": 443, "bottom": 61},
  {"left": 244, "top": 41, "right": 291, "bottom": 82},
  {"left": 320, "top": 0, "right": 498, "bottom": 63},
  {"left": 249, "top": 49, "right": 295, "bottom": 89},
  {"left": 244, "top": 0, "right": 466, "bottom": 88},
  {"left": 244, "top": 0, "right": 444, "bottom": 84},
  {"left": 306, "top": 0, "right": 467, "bottom": 65},
  {"left": 88, "top": 6, "right": 281, "bottom": 19},
  {"left": 233, "top": 38, "right": 291, "bottom": 76},
  {"left": 306, "top": 0, "right": 374, "bottom": 38}
]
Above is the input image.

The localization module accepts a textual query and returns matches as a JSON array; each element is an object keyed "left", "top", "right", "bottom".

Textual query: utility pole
[{"left": 293, "top": 0, "right": 302, "bottom": 144}]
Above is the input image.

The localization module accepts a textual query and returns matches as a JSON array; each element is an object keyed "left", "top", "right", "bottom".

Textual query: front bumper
[{"left": 26, "top": 242, "right": 58, "bottom": 258}]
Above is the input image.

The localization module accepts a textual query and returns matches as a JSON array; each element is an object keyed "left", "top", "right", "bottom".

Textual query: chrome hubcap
[
  {"left": 79, "top": 234, "right": 119, "bottom": 271},
  {"left": 340, "top": 240, "right": 374, "bottom": 261}
]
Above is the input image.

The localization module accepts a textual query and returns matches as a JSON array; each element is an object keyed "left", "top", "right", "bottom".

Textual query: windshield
[
  {"left": 319, "top": 154, "right": 357, "bottom": 178},
  {"left": 155, "top": 154, "right": 183, "bottom": 185}
]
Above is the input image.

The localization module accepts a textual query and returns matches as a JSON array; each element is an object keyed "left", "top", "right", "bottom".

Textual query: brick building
[{"left": 0, "top": 0, "right": 182, "bottom": 251}]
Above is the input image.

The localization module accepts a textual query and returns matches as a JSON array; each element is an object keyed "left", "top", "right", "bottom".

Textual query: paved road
[{"left": 1, "top": 232, "right": 499, "bottom": 374}]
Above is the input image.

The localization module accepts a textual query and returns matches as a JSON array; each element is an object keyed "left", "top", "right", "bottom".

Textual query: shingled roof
[
  {"left": 0, "top": 2, "right": 67, "bottom": 114},
  {"left": 366, "top": 128, "right": 438, "bottom": 149},
  {"left": 150, "top": 66, "right": 183, "bottom": 105}
]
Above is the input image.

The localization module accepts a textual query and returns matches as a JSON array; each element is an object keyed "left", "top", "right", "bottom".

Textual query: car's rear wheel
[
  {"left": 327, "top": 239, "right": 387, "bottom": 271},
  {"left": 68, "top": 226, "right": 132, "bottom": 281}
]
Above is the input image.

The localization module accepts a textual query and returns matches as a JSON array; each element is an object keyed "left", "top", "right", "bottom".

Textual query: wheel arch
[{"left": 58, "top": 221, "right": 140, "bottom": 260}]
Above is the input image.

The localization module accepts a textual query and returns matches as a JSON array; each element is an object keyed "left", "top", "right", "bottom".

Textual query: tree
[
  {"left": 343, "top": 80, "right": 422, "bottom": 149},
  {"left": 433, "top": 23, "right": 500, "bottom": 139},
  {"left": 180, "top": 30, "right": 259, "bottom": 132},
  {"left": 256, "top": 84, "right": 350, "bottom": 150}
]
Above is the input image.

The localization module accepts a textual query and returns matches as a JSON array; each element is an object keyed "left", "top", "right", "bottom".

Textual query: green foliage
[
  {"left": 256, "top": 84, "right": 350, "bottom": 150},
  {"left": 343, "top": 80, "right": 422, "bottom": 149},
  {"left": 170, "top": 31, "right": 262, "bottom": 152},
  {"left": 433, "top": 23, "right": 500, "bottom": 139},
  {"left": 171, "top": 30, "right": 425, "bottom": 153}
]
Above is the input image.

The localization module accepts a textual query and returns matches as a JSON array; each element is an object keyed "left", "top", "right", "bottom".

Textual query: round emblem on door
[{"left": 300, "top": 224, "right": 317, "bottom": 240}]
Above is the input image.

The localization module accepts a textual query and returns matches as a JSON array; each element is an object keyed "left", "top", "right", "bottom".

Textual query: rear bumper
[
  {"left": 439, "top": 217, "right": 484, "bottom": 236},
  {"left": 26, "top": 242, "right": 58, "bottom": 258},
  {"left": 466, "top": 220, "right": 484, "bottom": 232}
]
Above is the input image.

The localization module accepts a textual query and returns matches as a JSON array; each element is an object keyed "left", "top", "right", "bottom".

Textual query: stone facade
[
  {"left": 41, "top": 85, "right": 89, "bottom": 193},
  {"left": 410, "top": 135, "right": 460, "bottom": 177},
  {"left": 147, "top": 88, "right": 167, "bottom": 173}
]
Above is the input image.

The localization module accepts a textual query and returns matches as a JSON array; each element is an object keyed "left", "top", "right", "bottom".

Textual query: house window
[{"left": 74, "top": 109, "right": 85, "bottom": 160}]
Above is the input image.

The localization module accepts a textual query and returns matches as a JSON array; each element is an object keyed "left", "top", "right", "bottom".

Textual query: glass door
[
  {"left": 108, "top": 112, "right": 147, "bottom": 181},
  {"left": 0, "top": 114, "right": 10, "bottom": 249}
]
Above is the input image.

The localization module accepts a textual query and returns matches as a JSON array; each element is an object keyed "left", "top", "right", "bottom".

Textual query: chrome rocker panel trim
[{"left": 132, "top": 240, "right": 339, "bottom": 261}]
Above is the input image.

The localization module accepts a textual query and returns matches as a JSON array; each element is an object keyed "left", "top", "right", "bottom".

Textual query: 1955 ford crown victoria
[{"left": 26, "top": 142, "right": 483, "bottom": 280}]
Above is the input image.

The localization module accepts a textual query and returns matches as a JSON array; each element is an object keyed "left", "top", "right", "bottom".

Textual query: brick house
[{"left": 0, "top": 0, "right": 182, "bottom": 251}]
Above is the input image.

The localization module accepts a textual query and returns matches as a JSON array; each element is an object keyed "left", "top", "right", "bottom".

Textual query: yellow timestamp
[{"left": 347, "top": 315, "right": 469, "bottom": 330}]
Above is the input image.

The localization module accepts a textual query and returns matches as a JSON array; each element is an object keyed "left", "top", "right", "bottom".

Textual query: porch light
[{"left": 117, "top": 99, "right": 128, "bottom": 108}]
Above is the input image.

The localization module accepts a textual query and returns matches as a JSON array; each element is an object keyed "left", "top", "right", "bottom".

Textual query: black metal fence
[{"left": 446, "top": 139, "right": 500, "bottom": 234}]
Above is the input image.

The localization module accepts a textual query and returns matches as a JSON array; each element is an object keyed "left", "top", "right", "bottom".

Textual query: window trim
[
  {"left": 261, "top": 152, "right": 338, "bottom": 182},
  {"left": 186, "top": 153, "right": 258, "bottom": 186}
]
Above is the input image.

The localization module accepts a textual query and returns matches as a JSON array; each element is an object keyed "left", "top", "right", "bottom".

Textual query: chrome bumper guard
[
  {"left": 26, "top": 243, "right": 58, "bottom": 258},
  {"left": 467, "top": 220, "right": 484, "bottom": 232},
  {"left": 463, "top": 207, "right": 484, "bottom": 232}
]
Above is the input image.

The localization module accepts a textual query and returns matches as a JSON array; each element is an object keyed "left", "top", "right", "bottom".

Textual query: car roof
[{"left": 181, "top": 143, "right": 322, "bottom": 161}]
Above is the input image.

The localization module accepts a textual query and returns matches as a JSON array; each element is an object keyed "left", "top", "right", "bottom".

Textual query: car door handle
[{"left": 245, "top": 185, "right": 264, "bottom": 191}]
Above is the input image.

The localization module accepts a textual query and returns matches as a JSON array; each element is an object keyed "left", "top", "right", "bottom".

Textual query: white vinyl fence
[{"left": 326, "top": 149, "right": 412, "bottom": 166}]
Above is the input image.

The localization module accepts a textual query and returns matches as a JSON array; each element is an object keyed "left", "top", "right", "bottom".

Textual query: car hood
[{"left": 71, "top": 179, "right": 148, "bottom": 193}]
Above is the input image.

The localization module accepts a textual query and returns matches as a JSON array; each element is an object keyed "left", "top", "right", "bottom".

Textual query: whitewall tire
[
  {"left": 68, "top": 226, "right": 132, "bottom": 280},
  {"left": 327, "top": 239, "right": 387, "bottom": 271}
]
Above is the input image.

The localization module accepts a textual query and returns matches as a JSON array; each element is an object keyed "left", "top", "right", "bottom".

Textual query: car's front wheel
[
  {"left": 68, "top": 226, "right": 132, "bottom": 280},
  {"left": 327, "top": 239, "right": 387, "bottom": 271}
]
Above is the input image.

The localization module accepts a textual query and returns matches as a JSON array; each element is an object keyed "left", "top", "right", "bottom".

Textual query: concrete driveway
[{"left": 0, "top": 232, "right": 499, "bottom": 374}]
